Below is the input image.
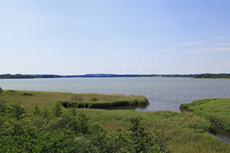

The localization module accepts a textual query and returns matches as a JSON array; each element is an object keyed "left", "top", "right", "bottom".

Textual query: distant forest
[
  {"left": 0, "top": 74, "right": 197, "bottom": 79},
  {"left": 1, "top": 73, "right": 230, "bottom": 79},
  {"left": 0, "top": 74, "right": 62, "bottom": 79},
  {"left": 194, "top": 73, "right": 230, "bottom": 78}
]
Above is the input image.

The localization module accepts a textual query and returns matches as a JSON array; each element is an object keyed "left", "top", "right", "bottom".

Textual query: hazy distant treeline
[
  {"left": 194, "top": 73, "right": 230, "bottom": 78},
  {"left": 0, "top": 74, "right": 197, "bottom": 79},
  {"left": 3, "top": 73, "right": 230, "bottom": 79},
  {"left": 0, "top": 74, "right": 62, "bottom": 79}
]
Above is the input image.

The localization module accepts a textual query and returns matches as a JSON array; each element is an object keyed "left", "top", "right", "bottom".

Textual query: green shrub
[
  {"left": 33, "top": 104, "right": 41, "bottom": 116},
  {"left": 90, "top": 97, "right": 98, "bottom": 101},
  {"left": 4, "top": 90, "right": 18, "bottom": 95},
  {"left": 70, "top": 107, "right": 77, "bottom": 116},
  {"left": 0, "top": 101, "right": 172, "bottom": 153},
  {"left": 9, "top": 103, "right": 26, "bottom": 120},
  {"left": 71, "top": 95, "right": 83, "bottom": 101},
  {"left": 0, "top": 87, "right": 3, "bottom": 94},
  {"left": 18, "top": 92, "right": 33, "bottom": 96},
  {"left": 0, "top": 99, "right": 8, "bottom": 116},
  {"left": 53, "top": 102, "right": 62, "bottom": 118}
]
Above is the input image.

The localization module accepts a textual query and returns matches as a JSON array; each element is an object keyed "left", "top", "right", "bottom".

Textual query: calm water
[{"left": 0, "top": 77, "right": 230, "bottom": 112}]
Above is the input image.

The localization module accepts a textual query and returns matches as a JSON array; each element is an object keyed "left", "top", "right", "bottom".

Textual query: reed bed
[{"left": 180, "top": 98, "right": 230, "bottom": 131}]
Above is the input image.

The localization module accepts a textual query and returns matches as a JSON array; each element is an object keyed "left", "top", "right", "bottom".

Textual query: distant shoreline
[
  {"left": 0, "top": 73, "right": 196, "bottom": 79},
  {"left": 1, "top": 73, "right": 230, "bottom": 79}
]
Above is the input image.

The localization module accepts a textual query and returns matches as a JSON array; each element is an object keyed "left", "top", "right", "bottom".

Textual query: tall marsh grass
[{"left": 180, "top": 98, "right": 230, "bottom": 131}]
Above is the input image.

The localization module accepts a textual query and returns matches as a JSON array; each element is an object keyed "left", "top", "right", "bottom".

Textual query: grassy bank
[
  {"left": 0, "top": 90, "right": 148, "bottom": 113},
  {"left": 1, "top": 91, "right": 230, "bottom": 152},
  {"left": 76, "top": 109, "right": 230, "bottom": 152},
  {"left": 180, "top": 98, "right": 230, "bottom": 131}
]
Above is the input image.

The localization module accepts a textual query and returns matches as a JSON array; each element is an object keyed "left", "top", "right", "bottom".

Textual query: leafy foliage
[
  {"left": 9, "top": 103, "right": 26, "bottom": 121},
  {"left": 32, "top": 104, "right": 41, "bottom": 116},
  {"left": 0, "top": 99, "right": 8, "bottom": 116},
  {"left": 53, "top": 102, "right": 62, "bottom": 117},
  {"left": 0, "top": 100, "right": 171, "bottom": 152},
  {"left": 18, "top": 92, "right": 33, "bottom": 96}
]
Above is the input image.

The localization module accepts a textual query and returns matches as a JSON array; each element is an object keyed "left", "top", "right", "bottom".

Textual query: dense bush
[
  {"left": 0, "top": 100, "right": 170, "bottom": 152},
  {"left": 18, "top": 92, "right": 33, "bottom": 96},
  {"left": 3, "top": 90, "right": 18, "bottom": 95},
  {"left": 0, "top": 87, "right": 3, "bottom": 94},
  {"left": 90, "top": 97, "right": 98, "bottom": 101},
  {"left": 53, "top": 102, "right": 62, "bottom": 117}
]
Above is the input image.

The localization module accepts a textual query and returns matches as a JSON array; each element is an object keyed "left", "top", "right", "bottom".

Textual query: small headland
[
  {"left": 60, "top": 93, "right": 149, "bottom": 109},
  {"left": 0, "top": 90, "right": 149, "bottom": 112},
  {"left": 180, "top": 98, "right": 230, "bottom": 143}
]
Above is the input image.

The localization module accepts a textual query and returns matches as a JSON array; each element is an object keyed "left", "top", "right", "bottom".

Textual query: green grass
[
  {"left": 1, "top": 91, "right": 230, "bottom": 152},
  {"left": 69, "top": 109, "right": 230, "bottom": 152},
  {"left": 180, "top": 98, "right": 230, "bottom": 131},
  {"left": 0, "top": 90, "right": 148, "bottom": 113}
]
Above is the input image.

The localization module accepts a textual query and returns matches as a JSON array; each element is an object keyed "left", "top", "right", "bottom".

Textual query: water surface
[{"left": 1, "top": 77, "right": 229, "bottom": 112}]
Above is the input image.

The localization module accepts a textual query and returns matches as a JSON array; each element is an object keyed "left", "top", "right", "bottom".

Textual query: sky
[{"left": 1, "top": 0, "right": 230, "bottom": 75}]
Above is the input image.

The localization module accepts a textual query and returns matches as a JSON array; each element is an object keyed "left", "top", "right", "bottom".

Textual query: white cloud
[
  {"left": 189, "top": 47, "right": 230, "bottom": 54},
  {"left": 178, "top": 41, "right": 204, "bottom": 46},
  {"left": 144, "top": 54, "right": 155, "bottom": 57},
  {"left": 118, "top": 49, "right": 141, "bottom": 52},
  {"left": 75, "top": 56, "right": 88, "bottom": 58},
  {"left": 144, "top": 49, "right": 173, "bottom": 56},
  {"left": 212, "top": 43, "right": 230, "bottom": 46},
  {"left": 127, "top": 53, "right": 137, "bottom": 56},
  {"left": 113, "top": 52, "right": 122, "bottom": 55},
  {"left": 182, "top": 64, "right": 192, "bottom": 68},
  {"left": 213, "top": 37, "right": 229, "bottom": 40},
  {"left": 139, "top": 59, "right": 157, "bottom": 68},
  {"left": 157, "top": 49, "right": 173, "bottom": 52},
  {"left": 225, "top": 62, "right": 229, "bottom": 68},
  {"left": 121, "top": 60, "right": 131, "bottom": 67}
]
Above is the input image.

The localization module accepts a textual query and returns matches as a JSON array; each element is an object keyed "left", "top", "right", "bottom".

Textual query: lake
[{"left": 1, "top": 77, "right": 230, "bottom": 112}]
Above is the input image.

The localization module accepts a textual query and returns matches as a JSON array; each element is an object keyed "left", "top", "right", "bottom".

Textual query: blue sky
[{"left": 1, "top": 0, "right": 230, "bottom": 75}]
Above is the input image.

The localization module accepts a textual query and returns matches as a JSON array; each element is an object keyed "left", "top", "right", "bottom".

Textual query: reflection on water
[
  {"left": 105, "top": 105, "right": 148, "bottom": 110},
  {"left": 215, "top": 126, "right": 230, "bottom": 143},
  {"left": 215, "top": 134, "right": 230, "bottom": 143}
]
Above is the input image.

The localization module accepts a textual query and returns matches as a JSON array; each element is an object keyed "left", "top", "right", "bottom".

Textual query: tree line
[
  {"left": 194, "top": 73, "right": 230, "bottom": 78},
  {"left": 0, "top": 73, "right": 197, "bottom": 79}
]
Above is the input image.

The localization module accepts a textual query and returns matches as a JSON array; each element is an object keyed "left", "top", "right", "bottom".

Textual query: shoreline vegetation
[
  {"left": 60, "top": 94, "right": 149, "bottom": 109},
  {"left": 194, "top": 74, "right": 230, "bottom": 79},
  {"left": 0, "top": 90, "right": 230, "bottom": 152},
  {"left": 0, "top": 90, "right": 149, "bottom": 111},
  {"left": 180, "top": 98, "right": 230, "bottom": 132}
]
